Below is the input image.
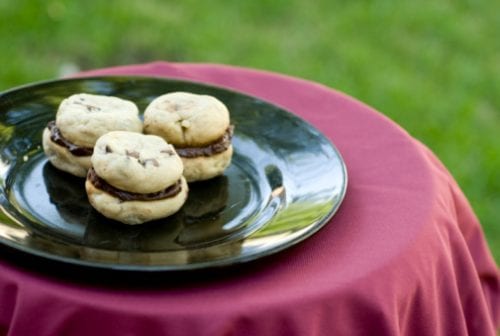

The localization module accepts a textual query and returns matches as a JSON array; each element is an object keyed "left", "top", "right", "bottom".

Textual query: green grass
[{"left": 0, "top": 0, "right": 498, "bottom": 262}]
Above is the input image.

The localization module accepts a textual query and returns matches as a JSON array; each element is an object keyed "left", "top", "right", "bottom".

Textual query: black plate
[{"left": 0, "top": 76, "right": 347, "bottom": 271}]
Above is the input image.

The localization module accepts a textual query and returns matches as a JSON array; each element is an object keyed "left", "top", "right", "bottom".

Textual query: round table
[{"left": 0, "top": 62, "right": 498, "bottom": 336}]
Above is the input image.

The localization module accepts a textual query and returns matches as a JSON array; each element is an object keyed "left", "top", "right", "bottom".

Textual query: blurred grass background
[{"left": 0, "top": 0, "right": 498, "bottom": 262}]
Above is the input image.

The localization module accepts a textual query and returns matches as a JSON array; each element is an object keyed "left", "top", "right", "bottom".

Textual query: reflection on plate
[{"left": 0, "top": 76, "right": 347, "bottom": 271}]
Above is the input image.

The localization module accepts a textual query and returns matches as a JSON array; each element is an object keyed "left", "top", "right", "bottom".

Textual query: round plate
[{"left": 0, "top": 76, "right": 347, "bottom": 271}]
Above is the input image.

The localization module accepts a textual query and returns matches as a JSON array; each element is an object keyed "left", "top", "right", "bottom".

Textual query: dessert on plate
[
  {"left": 85, "top": 131, "right": 188, "bottom": 225},
  {"left": 42, "top": 93, "right": 143, "bottom": 177},
  {"left": 143, "top": 92, "right": 234, "bottom": 182}
]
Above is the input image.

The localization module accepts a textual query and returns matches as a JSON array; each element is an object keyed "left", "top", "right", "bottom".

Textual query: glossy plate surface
[{"left": 0, "top": 76, "right": 347, "bottom": 271}]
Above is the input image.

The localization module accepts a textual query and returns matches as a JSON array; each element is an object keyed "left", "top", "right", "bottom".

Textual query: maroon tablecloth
[{"left": 0, "top": 62, "right": 498, "bottom": 335}]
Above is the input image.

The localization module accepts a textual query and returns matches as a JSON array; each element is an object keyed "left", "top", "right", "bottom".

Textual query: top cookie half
[
  {"left": 55, "top": 93, "right": 143, "bottom": 148},
  {"left": 143, "top": 92, "right": 230, "bottom": 147}
]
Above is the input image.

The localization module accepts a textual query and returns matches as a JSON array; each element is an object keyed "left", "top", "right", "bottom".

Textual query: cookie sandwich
[
  {"left": 85, "top": 131, "right": 188, "bottom": 225},
  {"left": 143, "top": 92, "right": 234, "bottom": 182},
  {"left": 42, "top": 93, "right": 143, "bottom": 177}
]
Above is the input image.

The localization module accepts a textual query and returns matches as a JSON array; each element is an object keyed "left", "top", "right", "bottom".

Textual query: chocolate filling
[
  {"left": 88, "top": 168, "right": 182, "bottom": 202},
  {"left": 175, "top": 126, "right": 234, "bottom": 158},
  {"left": 47, "top": 121, "right": 93, "bottom": 156}
]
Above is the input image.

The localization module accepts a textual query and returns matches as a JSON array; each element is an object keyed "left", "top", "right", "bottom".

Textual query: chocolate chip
[
  {"left": 125, "top": 150, "right": 140, "bottom": 159},
  {"left": 161, "top": 148, "right": 175, "bottom": 156},
  {"left": 73, "top": 101, "right": 101, "bottom": 112},
  {"left": 140, "top": 158, "right": 160, "bottom": 167},
  {"left": 105, "top": 145, "right": 113, "bottom": 153}
]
